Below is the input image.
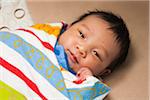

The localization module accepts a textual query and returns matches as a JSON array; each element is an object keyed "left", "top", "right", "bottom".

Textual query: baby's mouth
[{"left": 67, "top": 49, "right": 79, "bottom": 64}]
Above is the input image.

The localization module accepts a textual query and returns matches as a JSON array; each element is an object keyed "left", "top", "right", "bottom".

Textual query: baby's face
[{"left": 58, "top": 15, "right": 120, "bottom": 75}]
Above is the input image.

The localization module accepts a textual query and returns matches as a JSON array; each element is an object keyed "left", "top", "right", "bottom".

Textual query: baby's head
[{"left": 58, "top": 10, "right": 130, "bottom": 77}]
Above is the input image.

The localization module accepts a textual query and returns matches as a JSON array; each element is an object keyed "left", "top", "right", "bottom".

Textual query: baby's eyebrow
[{"left": 81, "top": 24, "right": 91, "bottom": 33}]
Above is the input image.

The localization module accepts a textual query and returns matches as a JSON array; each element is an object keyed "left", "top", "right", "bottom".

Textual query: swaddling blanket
[{"left": 0, "top": 22, "right": 110, "bottom": 100}]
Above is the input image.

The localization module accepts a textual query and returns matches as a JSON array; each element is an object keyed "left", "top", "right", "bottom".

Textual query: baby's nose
[{"left": 76, "top": 45, "right": 87, "bottom": 58}]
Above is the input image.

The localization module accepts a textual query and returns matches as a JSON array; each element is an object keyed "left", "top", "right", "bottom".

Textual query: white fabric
[{"left": 0, "top": 0, "right": 33, "bottom": 31}]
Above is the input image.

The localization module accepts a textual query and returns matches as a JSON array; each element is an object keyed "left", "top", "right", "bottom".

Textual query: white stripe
[
  {"left": 0, "top": 42, "right": 68, "bottom": 99},
  {"left": 94, "top": 92, "right": 110, "bottom": 100},
  {"left": 9, "top": 29, "right": 60, "bottom": 69},
  {"left": 25, "top": 27, "right": 57, "bottom": 47},
  {"left": 62, "top": 71, "right": 101, "bottom": 88},
  {"left": 0, "top": 65, "right": 40, "bottom": 100},
  {"left": 22, "top": 22, "right": 62, "bottom": 47}
]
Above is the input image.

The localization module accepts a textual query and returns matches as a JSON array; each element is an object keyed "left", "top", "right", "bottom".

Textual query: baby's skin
[{"left": 73, "top": 67, "right": 93, "bottom": 84}]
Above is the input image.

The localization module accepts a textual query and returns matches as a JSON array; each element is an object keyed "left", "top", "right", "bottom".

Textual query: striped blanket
[{"left": 0, "top": 23, "right": 110, "bottom": 100}]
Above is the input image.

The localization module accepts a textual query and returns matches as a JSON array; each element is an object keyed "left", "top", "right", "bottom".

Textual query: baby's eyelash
[
  {"left": 93, "top": 51, "right": 103, "bottom": 62},
  {"left": 93, "top": 51, "right": 99, "bottom": 57},
  {"left": 79, "top": 31, "right": 85, "bottom": 38}
]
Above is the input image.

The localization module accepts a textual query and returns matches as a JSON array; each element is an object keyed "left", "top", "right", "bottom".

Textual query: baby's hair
[{"left": 71, "top": 10, "right": 130, "bottom": 75}]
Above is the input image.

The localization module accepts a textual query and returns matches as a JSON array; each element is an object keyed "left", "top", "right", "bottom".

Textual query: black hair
[{"left": 71, "top": 10, "right": 130, "bottom": 76}]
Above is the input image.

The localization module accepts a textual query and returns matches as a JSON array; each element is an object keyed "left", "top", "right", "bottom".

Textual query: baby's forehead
[
  {"left": 81, "top": 15, "right": 112, "bottom": 30},
  {"left": 81, "top": 15, "right": 108, "bottom": 23}
]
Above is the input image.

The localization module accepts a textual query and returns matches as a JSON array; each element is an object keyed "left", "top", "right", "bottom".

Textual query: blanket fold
[{"left": 0, "top": 23, "right": 110, "bottom": 100}]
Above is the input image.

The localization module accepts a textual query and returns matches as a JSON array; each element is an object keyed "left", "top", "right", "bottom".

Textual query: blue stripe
[
  {"left": 68, "top": 81, "right": 110, "bottom": 100},
  {"left": 0, "top": 32, "right": 69, "bottom": 97}
]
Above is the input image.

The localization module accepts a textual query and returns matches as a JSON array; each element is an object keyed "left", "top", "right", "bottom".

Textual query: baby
[
  {"left": 57, "top": 10, "right": 130, "bottom": 82},
  {"left": 0, "top": 10, "right": 130, "bottom": 99}
]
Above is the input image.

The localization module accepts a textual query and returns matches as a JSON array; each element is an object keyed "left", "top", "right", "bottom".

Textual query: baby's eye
[
  {"left": 79, "top": 31, "right": 85, "bottom": 39},
  {"left": 92, "top": 50, "right": 103, "bottom": 62},
  {"left": 93, "top": 50, "right": 99, "bottom": 57}
]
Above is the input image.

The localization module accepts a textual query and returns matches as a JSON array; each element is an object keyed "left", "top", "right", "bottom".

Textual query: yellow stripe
[{"left": 0, "top": 81, "right": 26, "bottom": 100}]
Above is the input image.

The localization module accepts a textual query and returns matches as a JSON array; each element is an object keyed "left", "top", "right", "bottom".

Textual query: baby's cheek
[{"left": 87, "top": 61, "right": 102, "bottom": 74}]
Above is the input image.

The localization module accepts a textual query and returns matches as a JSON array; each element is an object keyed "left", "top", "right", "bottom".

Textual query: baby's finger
[
  {"left": 76, "top": 68, "right": 86, "bottom": 76},
  {"left": 78, "top": 69, "right": 92, "bottom": 77}
]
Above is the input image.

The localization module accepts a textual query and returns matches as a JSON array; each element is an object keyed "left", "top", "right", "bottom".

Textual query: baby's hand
[{"left": 73, "top": 67, "right": 93, "bottom": 84}]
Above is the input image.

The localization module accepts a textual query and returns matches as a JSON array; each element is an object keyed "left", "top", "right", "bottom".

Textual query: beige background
[{"left": 27, "top": 0, "right": 149, "bottom": 100}]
